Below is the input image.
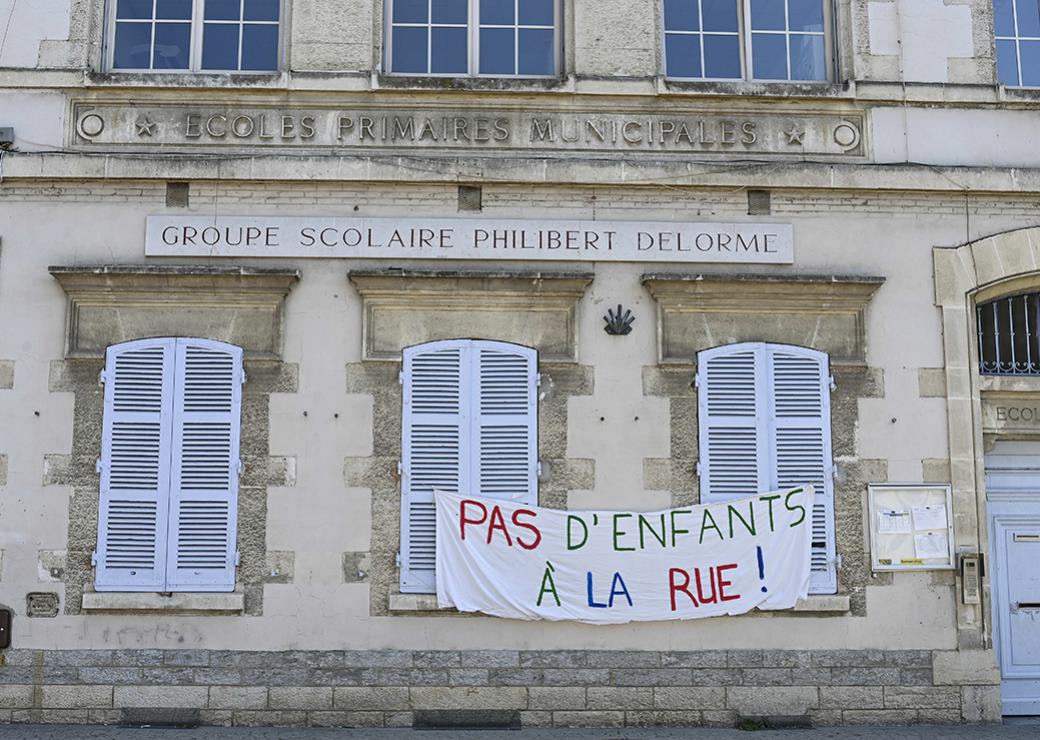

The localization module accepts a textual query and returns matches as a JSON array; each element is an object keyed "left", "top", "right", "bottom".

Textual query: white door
[{"left": 985, "top": 441, "right": 1040, "bottom": 715}]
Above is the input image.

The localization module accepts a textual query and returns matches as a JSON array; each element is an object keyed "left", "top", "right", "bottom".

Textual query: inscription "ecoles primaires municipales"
[{"left": 145, "top": 216, "right": 794, "bottom": 264}]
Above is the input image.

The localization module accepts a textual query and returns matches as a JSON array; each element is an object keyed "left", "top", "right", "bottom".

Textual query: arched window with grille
[{"left": 977, "top": 293, "right": 1040, "bottom": 375}]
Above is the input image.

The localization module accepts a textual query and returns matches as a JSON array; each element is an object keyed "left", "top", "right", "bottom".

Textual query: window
[
  {"left": 399, "top": 340, "right": 539, "bottom": 593},
  {"left": 94, "top": 338, "right": 244, "bottom": 593},
  {"left": 386, "top": 0, "right": 560, "bottom": 77},
  {"left": 108, "top": 0, "right": 281, "bottom": 72},
  {"left": 995, "top": 0, "right": 1040, "bottom": 86},
  {"left": 664, "top": 0, "right": 830, "bottom": 82},
  {"left": 697, "top": 342, "right": 837, "bottom": 594},
  {"left": 978, "top": 293, "right": 1040, "bottom": 375}
]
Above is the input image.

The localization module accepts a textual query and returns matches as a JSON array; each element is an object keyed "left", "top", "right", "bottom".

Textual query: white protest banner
[{"left": 435, "top": 487, "right": 815, "bottom": 624}]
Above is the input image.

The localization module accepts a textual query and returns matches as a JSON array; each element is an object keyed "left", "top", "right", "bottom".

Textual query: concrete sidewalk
[{"left": 0, "top": 724, "right": 1039, "bottom": 739}]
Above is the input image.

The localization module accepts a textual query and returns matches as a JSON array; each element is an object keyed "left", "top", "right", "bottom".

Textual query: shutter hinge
[
  {"left": 835, "top": 553, "right": 843, "bottom": 571},
  {"left": 241, "top": 370, "right": 248, "bottom": 385},
  {"left": 90, "top": 551, "right": 98, "bottom": 566},
  {"left": 395, "top": 552, "right": 402, "bottom": 567},
  {"left": 398, "top": 371, "right": 404, "bottom": 385},
  {"left": 695, "top": 462, "right": 702, "bottom": 477},
  {"left": 536, "top": 373, "right": 542, "bottom": 388},
  {"left": 693, "top": 373, "right": 700, "bottom": 389},
  {"left": 829, "top": 375, "right": 836, "bottom": 392},
  {"left": 234, "top": 550, "right": 241, "bottom": 566},
  {"left": 829, "top": 464, "right": 838, "bottom": 481},
  {"left": 95, "top": 458, "right": 103, "bottom": 474},
  {"left": 536, "top": 461, "right": 543, "bottom": 478},
  {"left": 98, "top": 369, "right": 108, "bottom": 386},
  {"left": 236, "top": 459, "right": 243, "bottom": 477}
]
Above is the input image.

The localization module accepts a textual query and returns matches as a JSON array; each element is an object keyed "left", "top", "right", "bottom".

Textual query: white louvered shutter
[
  {"left": 697, "top": 344, "right": 768, "bottom": 504},
  {"left": 767, "top": 346, "right": 836, "bottom": 594},
  {"left": 472, "top": 343, "right": 538, "bottom": 506},
  {"left": 698, "top": 342, "right": 837, "bottom": 595},
  {"left": 95, "top": 339, "right": 176, "bottom": 591},
  {"left": 401, "top": 341, "right": 470, "bottom": 593},
  {"left": 165, "top": 339, "right": 243, "bottom": 592}
]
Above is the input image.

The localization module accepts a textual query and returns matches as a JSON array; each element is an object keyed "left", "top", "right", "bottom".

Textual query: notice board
[{"left": 868, "top": 484, "right": 955, "bottom": 571}]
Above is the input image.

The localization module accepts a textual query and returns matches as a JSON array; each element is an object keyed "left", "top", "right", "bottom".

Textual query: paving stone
[
  {"left": 653, "top": 687, "right": 727, "bottom": 710},
  {"left": 726, "top": 650, "right": 765, "bottom": 668},
  {"left": 585, "top": 651, "right": 660, "bottom": 668},
  {"left": 542, "top": 669, "right": 611, "bottom": 686},
  {"left": 112, "top": 650, "right": 164, "bottom": 667},
  {"left": 460, "top": 651, "right": 519, "bottom": 668},
  {"left": 232, "top": 710, "right": 307, "bottom": 727},
  {"left": 76, "top": 668, "right": 141, "bottom": 685},
  {"left": 163, "top": 650, "right": 210, "bottom": 667},
  {"left": 209, "top": 687, "right": 269, "bottom": 710},
  {"left": 551, "top": 710, "right": 625, "bottom": 727},
  {"left": 409, "top": 687, "right": 527, "bottom": 711},
  {"left": 113, "top": 686, "right": 208, "bottom": 709},
  {"left": 307, "top": 710, "right": 385, "bottom": 727},
  {"left": 412, "top": 652, "right": 460, "bottom": 668},
  {"left": 269, "top": 687, "right": 333, "bottom": 711},
  {"left": 192, "top": 668, "right": 242, "bottom": 686},
  {"left": 0, "top": 686, "right": 33, "bottom": 709},
  {"left": 742, "top": 668, "right": 793, "bottom": 686},
  {"left": 883, "top": 686, "right": 961, "bottom": 709},
  {"left": 819, "top": 686, "right": 884, "bottom": 709},
  {"left": 528, "top": 687, "right": 586, "bottom": 711},
  {"left": 689, "top": 669, "right": 742, "bottom": 686},
  {"left": 587, "top": 687, "right": 653, "bottom": 710},
  {"left": 333, "top": 687, "right": 410, "bottom": 711},
  {"left": 360, "top": 669, "right": 448, "bottom": 686},
  {"left": 519, "top": 710, "right": 552, "bottom": 728},
  {"left": 519, "top": 651, "right": 587, "bottom": 668},
  {"left": 47, "top": 651, "right": 114, "bottom": 667},
  {"left": 305, "top": 669, "right": 363, "bottom": 687},
  {"left": 624, "top": 710, "right": 702, "bottom": 727},
  {"left": 918, "top": 708, "right": 963, "bottom": 724},
  {"left": 830, "top": 667, "right": 901, "bottom": 686},
  {"left": 612, "top": 669, "right": 692, "bottom": 687},
  {"left": 661, "top": 651, "right": 727, "bottom": 668},
  {"left": 447, "top": 669, "right": 489, "bottom": 686},
  {"left": 41, "top": 685, "right": 113, "bottom": 709},
  {"left": 727, "top": 686, "right": 819, "bottom": 716},
  {"left": 842, "top": 709, "right": 919, "bottom": 725}
]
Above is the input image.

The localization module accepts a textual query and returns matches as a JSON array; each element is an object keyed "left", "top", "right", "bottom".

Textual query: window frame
[
  {"left": 994, "top": 0, "right": 1040, "bottom": 88},
  {"left": 104, "top": 0, "right": 285, "bottom": 74},
  {"left": 384, "top": 0, "right": 564, "bottom": 78},
  {"left": 662, "top": 0, "right": 836, "bottom": 84}
]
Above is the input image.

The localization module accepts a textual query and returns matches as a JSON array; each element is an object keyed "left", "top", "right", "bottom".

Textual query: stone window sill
[
  {"left": 82, "top": 590, "right": 245, "bottom": 615},
  {"left": 388, "top": 593, "right": 850, "bottom": 615}
]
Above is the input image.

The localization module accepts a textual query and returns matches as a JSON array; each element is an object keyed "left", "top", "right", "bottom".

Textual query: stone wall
[{"left": 0, "top": 648, "right": 1000, "bottom": 727}]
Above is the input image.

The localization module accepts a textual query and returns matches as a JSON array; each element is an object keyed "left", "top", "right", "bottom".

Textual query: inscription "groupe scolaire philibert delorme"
[{"left": 74, "top": 105, "right": 865, "bottom": 155}]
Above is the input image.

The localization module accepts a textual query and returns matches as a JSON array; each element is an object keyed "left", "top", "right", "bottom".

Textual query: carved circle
[
  {"left": 78, "top": 113, "right": 105, "bottom": 138},
  {"left": 833, "top": 122, "right": 860, "bottom": 150}
]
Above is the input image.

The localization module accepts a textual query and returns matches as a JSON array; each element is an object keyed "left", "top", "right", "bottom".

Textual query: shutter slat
[
  {"left": 95, "top": 340, "right": 175, "bottom": 591},
  {"left": 165, "top": 340, "right": 241, "bottom": 592}
]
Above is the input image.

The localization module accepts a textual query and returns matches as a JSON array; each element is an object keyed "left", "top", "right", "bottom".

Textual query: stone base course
[{"left": 0, "top": 649, "right": 1001, "bottom": 727}]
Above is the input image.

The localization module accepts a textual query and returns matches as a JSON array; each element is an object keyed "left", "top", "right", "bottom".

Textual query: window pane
[
  {"left": 789, "top": 33, "right": 825, "bottom": 80},
  {"left": 392, "top": 26, "right": 429, "bottom": 72},
  {"left": 1020, "top": 0, "right": 1040, "bottom": 36},
  {"left": 1021, "top": 39, "right": 1040, "bottom": 85},
  {"left": 752, "top": 32, "right": 787, "bottom": 79},
  {"left": 113, "top": 22, "right": 153, "bottom": 68},
  {"left": 518, "top": 27, "right": 554, "bottom": 74},
  {"left": 704, "top": 33, "right": 741, "bottom": 78},
  {"left": 997, "top": 38, "right": 1021, "bottom": 85},
  {"left": 788, "top": 0, "right": 824, "bottom": 32},
  {"left": 481, "top": 0, "right": 514, "bottom": 25},
  {"left": 750, "top": 0, "right": 786, "bottom": 31},
  {"left": 117, "top": 0, "right": 153, "bottom": 20},
  {"left": 665, "top": 33, "right": 701, "bottom": 77},
  {"left": 154, "top": 22, "right": 191, "bottom": 69},
  {"left": 480, "top": 27, "right": 515, "bottom": 74},
  {"left": 394, "top": 0, "right": 429, "bottom": 23},
  {"left": 242, "top": 23, "right": 279, "bottom": 70},
  {"left": 663, "top": 0, "right": 699, "bottom": 32},
  {"left": 244, "top": 0, "right": 281, "bottom": 22},
  {"left": 205, "top": 0, "right": 242, "bottom": 21},
  {"left": 433, "top": 0, "right": 468, "bottom": 24},
  {"left": 994, "top": 0, "right": 1015, "bottom": 37},
  {"left": 519, "top": 0, "right": 554, "bottom": 26},
  {"left": 202, "top": 23, "right": 240, "bottom": 69},
  {"left": 702, "top": 0, "right": 738, "bottom": 32},
  {"left": 431, "top": 26, "right": 468, "bottom": 73},
  {"left": 156, "top": 0, "right": 193, "bottom": 20}
]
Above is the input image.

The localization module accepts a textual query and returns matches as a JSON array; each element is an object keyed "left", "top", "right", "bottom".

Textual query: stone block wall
[{"left": 0, "top": 649, "right": 1000, "bottom": 727}]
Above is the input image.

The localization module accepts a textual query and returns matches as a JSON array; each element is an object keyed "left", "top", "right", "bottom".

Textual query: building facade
[{"left": 0, "top": 0, "right": 1038, "bottom": 728}]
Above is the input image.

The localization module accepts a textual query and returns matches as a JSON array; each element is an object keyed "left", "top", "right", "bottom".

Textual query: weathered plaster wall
[{"left": 0, "top": 0, "right": 71, "bottom": 68}]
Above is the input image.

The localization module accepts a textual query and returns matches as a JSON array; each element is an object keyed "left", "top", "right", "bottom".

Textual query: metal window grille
[{"left": 978, "top": 294, "right": 1040, "bottom": 375}]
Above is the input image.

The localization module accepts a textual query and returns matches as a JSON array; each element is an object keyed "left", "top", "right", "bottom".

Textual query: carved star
[
  {"left": 782, "top": 125, "right": 805, "bottom": 145},
  {"left": 135, "top": 116, "right": 158, "bottom": 137}
]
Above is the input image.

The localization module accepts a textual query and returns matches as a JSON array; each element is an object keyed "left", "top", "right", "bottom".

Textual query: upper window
[
  {"left": 386, "top": 0, "right": 560, "bottom": 77},
  {"left": 995, "top": 0, "right": 1040, "bottom": 86},
  {"left": 664, "top": 0, "right": 830, "bottom": 82},
  {"left": 399, "top": 340, "right": 539, "bottom": 593},
  {"left": 108, "top": 0, "right": 281, "bottom": 72},
  {"left": 94, "top": 338, "right": 244, "bottom": 593},
  {"left": 697, "top": 342, "right": 837, "bottom": 594},
  {"left": 978, "top": 293, "right": 1040, "bottom": 375}
]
